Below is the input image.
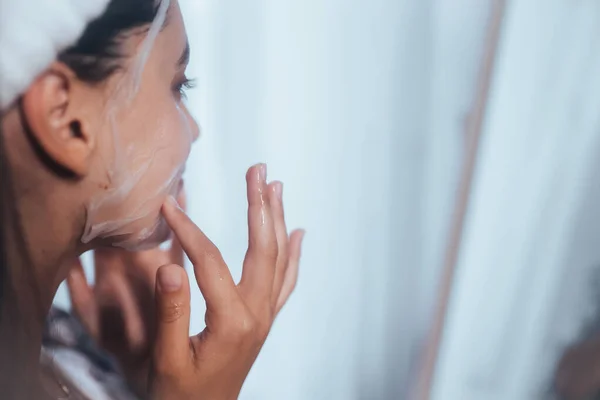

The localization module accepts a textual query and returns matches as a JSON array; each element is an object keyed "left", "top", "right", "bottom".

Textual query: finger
[
  {"left": 168, "top": 236, "right": 185, "bottom": 268},
  {"left": 276, "top": 230, "right": 305, "bottom": 314},
  {"left": 127, "top": 189, "right": 186, "bottom": 270},
  {"left": 153, "top": 264, "right": 192, "bottom": 375},
  {"left": 162, "top": 196, "right": 237, "bottom": 311},
  {"left": 127, "top": 248, "right": 168, "bottom": 285},
  {"left": 94, "top": 248, "right": 128, "bottom": 282},
  {"left": 100, "top": 272, "right": 147, "bottom": 352},
  {"left": 176, "top": 184, "right": 188, "bottom": 212},
  {"left": 169, "top": 186, "right": 187, "bottom": 267},
  {"left": 239, "top": 164, "right": 278, "bottom": 307},
  {"left": 268, "top": 181, "right": 289, "bottom": 308},
  {"left": 66, "top": 259, "right": 99, "bottom": 339}
]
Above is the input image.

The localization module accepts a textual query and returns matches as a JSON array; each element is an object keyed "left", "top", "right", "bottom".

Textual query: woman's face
[{"left": 83, "top": 0, "right": 199, "bottom": 250}]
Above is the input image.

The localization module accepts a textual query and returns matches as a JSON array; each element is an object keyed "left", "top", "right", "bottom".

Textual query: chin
[{"left": 112, "top": 215, "right": 172, "bottom": 251}]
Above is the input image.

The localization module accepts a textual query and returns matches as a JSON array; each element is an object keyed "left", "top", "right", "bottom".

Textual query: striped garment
[{"left": 41, "top": 307, "right": 138, "bottom": 400}]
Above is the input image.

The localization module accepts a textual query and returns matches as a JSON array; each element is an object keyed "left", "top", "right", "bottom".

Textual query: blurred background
[{"left": 55, "top": 0, "right": 600, "bottom": 398}]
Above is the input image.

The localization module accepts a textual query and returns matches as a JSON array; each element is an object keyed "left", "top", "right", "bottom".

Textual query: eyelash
[{"left": 174, "top": 77, "right": 196, "bottom": 100}]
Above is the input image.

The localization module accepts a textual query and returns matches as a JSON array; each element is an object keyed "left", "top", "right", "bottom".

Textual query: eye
[{"left": 173, "top": 77, "right": 196, "bottom": 100}]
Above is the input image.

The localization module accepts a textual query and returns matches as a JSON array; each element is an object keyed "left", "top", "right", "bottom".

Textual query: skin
[
  {"left": 555, "top": 336, "right": 600, "bottom": 400},
  {"left": 0, "top": 1, "right": 304, "bottom": 398},
  {"left": 68, "top": 191, "right": 304, "bottom": 398}
]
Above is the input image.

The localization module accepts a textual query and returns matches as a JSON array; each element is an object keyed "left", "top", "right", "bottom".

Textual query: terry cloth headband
[{"left": 0, "top": 0, "right": 112, "bottom": 110}]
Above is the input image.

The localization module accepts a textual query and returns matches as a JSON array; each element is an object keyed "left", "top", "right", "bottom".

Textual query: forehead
[
  {"left": 162, "top": 0, "right": 186, "bottom": 41},
  {"left": 124, "top": 0, "right": 186, "bottom": 57},
  {"left": 126, "top": 0, "right": 186, "bottom": 75}
]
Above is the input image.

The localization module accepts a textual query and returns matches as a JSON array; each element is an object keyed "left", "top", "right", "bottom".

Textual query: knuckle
[
  {"left": 200, "top": 247, "right": 224, "bottom": 266},
  {"left": 248, "top": 311, "right": 272, "bottom": 343},
  {"left": 239, "top": 317, "right": 258, "bottom": 338},
  {"left": 254, "top": 321, "right": 270, "bottom": 343},
  {"left": 263, "top": 239, "right": 279, "bottom": 261},
  {"left": 187, "top": 239, "right": 222, "bottom": 267},
  {"left": 227, "top": 313, "right": 256, "bottom": 339},
  {"left": 160, "top": 300, "right": 186, "bottom": 323},
  {"left": 220, "top": 310, "right": 270, "bottom": 346}
]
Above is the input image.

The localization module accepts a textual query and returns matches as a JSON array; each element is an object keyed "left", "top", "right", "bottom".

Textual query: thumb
[{"left": 153, "top": 264, "right": 192, "bottom": 376}]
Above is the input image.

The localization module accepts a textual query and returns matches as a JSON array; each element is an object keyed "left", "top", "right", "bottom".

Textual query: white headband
[{"left": 0, "top": 0, "right": 111, "bottom": 110}]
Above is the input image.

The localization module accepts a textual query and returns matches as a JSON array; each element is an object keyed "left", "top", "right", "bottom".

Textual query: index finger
[
  {"left": 162, "top": 196, "right": 237, "bottom": 311},
  {"left": 168, "top": 187, "right": 187, "bottom": 267},
  {"left": 169, "top": 235, "right": 185, "bottom": 268}
]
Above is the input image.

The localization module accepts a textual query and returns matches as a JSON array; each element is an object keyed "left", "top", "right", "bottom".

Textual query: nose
[{"left": 189, "top": 113, "right": 200, "bottom": 143}]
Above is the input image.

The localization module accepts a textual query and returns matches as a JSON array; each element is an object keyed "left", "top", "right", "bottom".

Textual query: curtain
[
  {"left": 53, "top": 0, "right": 600, "bottom": 398},
  {"left": 177, "top": 0, "right": 489, "bottom": 398},
  {"left": 434, "top": 1, "right": 600, "bottom": 399}
]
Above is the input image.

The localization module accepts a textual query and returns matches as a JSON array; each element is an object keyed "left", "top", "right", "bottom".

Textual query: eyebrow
[{"left": 177, "top": 41, "right": 190, "bottom": 68}]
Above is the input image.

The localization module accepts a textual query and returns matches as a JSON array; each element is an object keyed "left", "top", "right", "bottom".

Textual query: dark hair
[
  {"left": 59, "top": 0, "right": 161, "bottom": 83},
  {"left": 0, "top": 0, "right": 160, "bottom": 361}
]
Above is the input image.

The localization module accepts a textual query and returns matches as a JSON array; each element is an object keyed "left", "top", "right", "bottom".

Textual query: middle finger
[{"left": 239, "top": 164, "right": 278, "bottom": 310}]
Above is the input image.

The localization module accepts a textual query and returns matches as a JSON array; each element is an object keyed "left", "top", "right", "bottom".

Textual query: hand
[
  {"left": 150, "top": 164, "right": 304, "bottom": 399},
  {"left": 555, "top": 335, "right": 600, "bottom": 400},
  {"left": 67, "top": 194, "right": 188, "bottom": 397}
]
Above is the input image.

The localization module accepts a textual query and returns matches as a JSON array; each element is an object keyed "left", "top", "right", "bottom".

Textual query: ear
[{"left": 21, "top": 62, "right": 96, "bottom": 177}]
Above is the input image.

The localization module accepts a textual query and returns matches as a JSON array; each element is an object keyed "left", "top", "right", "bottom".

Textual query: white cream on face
[{"left": 80, "top": 0, "right": 194, "bottom": 251}]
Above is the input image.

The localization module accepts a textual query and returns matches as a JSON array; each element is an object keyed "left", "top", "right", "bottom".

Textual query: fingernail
[
  {"left": 158, "top": 266, "right": 182, "bottom": 293},
  {"left": 258, "top": 163, "right": 267, "bottom": 183},
  {"left": 274, "top": 182, "right": 283, "bottom": 201}
]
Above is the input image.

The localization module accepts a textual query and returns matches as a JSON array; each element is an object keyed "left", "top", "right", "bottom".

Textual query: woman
[{"left": 0, "top": 0, "right": 305, "bottom": 398}]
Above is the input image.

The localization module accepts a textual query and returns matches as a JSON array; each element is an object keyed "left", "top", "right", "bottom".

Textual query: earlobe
[{"left": 21, "top": 63, "right": 95, "bottom": 178}]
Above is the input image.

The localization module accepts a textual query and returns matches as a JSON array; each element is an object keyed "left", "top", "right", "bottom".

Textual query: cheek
[
  {"left": 127, "top": 105, "right": 191, "bottom": 188},
  {"left": 82, "top": 99, "right": 194, "bottom": 249}
]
